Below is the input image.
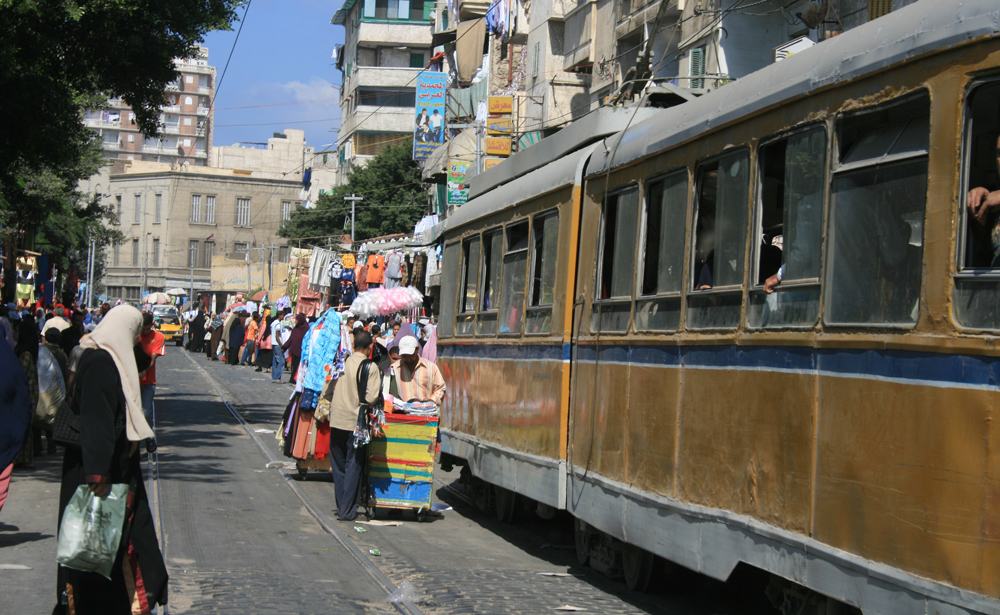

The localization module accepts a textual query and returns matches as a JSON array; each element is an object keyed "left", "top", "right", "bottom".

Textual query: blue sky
[{"left": 202, "top": 0, "right": 344, "bottom": 152}]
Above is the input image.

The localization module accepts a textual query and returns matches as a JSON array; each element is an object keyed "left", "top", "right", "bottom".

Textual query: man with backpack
[{"left": 327, "top": 330, "right": 381, "bottom": 521}]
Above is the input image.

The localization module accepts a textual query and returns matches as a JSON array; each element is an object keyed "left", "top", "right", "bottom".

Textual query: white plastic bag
[
  {"left": 56, "top": 484, "right": 129, "bottom": 579},
  {"left": 36, "top": 345, "right": 66, "bottom": 428}
]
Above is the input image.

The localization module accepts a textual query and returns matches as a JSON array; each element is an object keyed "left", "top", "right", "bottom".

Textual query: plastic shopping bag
[
  {"left": 56, "top": 484, "right": 129, "bottom": 579},
  {"left": 35, "top": 345, "right": 66, "bottom": 428}
]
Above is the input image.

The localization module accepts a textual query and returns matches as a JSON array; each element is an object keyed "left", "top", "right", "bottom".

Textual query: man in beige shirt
[{"left": 328, "top": 330, "right": 381, "bottom": 521}]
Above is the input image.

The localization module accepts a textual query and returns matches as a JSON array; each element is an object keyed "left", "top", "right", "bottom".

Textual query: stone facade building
[{"left": 94, "top": 160, "right": 302, "bottom": 304}]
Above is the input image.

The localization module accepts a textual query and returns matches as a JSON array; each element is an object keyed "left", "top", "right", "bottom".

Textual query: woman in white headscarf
[{"left": 54, "top": 305, "right": 167, "bottom": 614}]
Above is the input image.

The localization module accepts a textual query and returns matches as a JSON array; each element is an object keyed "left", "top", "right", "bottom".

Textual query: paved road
[{"left": 1, "top": 342, "right": 779, "bottom": 614}]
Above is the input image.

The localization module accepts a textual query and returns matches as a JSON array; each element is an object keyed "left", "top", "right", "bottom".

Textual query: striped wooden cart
[{"left": 365, "top": 414, "right": 437, "bottom": 521}]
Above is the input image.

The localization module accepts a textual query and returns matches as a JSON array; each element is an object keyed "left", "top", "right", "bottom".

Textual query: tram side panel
[{"left": 813, "top": 370, "right": 999, "bottom": 598}]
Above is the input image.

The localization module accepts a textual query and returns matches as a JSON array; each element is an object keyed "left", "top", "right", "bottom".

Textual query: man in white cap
[{"left": 391, "top": 335, "right": 445, "bottom": 405}]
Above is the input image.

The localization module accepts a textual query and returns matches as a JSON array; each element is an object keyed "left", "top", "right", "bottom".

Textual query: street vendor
[{"left": 390, "top": 336, "right": 445, "bottom": 405}]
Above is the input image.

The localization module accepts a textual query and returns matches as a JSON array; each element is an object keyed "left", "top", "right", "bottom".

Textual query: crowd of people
[{"left": 0, "top": 293, "right": 445, "bottom": 613}]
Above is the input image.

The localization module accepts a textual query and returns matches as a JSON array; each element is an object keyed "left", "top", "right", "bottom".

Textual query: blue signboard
[{"left": 414, "top": 71, "right": 447, "bottom": 160}]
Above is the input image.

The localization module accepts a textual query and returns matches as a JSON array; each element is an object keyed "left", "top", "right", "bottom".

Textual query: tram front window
[{"left": 956, "top": 80, "right": 1000, "bottom": 329}]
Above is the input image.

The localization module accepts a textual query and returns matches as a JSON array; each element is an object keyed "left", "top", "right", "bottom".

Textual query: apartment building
[
  {"left": 98, "top": 160, "right": 302, "bottom": 304},
  {"left": 429, "top": 0, "right": 921, "bottom": 162},
  {"left": 83, "top": 46, "right": 216, "bottom": 166},
  {"left": 331, "top": 0, "right": 435, "bottom": 177}
]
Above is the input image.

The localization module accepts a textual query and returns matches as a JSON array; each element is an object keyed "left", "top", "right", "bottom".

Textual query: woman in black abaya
[{"left": 54, "top": 305, "right": 167, "bottom": 614}]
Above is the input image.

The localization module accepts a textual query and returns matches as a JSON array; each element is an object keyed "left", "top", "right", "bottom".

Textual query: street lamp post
[{"left": 344, "top": 195, "right": 363, "bottom": 244}]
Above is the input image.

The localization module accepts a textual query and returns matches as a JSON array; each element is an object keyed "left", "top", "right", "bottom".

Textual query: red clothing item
[
  {"left": 139, "top": 330, "right": 165, "bottom": 386},
  {"left": 366, "top": 255, "right": 385, "bottom": 284}
]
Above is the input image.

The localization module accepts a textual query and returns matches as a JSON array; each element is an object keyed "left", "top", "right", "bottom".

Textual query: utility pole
[
  {"left": 344, "top": 195, "right": 363, "bottom": 244},
  {"left": 189, "top": 244, "right": 195, "bottom": 311}
]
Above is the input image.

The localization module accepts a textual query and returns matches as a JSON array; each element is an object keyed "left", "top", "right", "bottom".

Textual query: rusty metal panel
[
  {"left": 676, "top": 368, "right": 814, "bottom": 534},
  {"left": 440, "top": 349, "right": 563, "bottom": 459},
  {"left": 625, "top": 364, "right": 680, "bottom": 495},
  {"left": 813, "top": 376, "right": 997, "bottom": 597}
]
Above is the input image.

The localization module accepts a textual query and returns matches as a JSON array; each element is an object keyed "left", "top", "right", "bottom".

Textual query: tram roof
[
  {"left": 444, "top": 143, "right": 599, "bottom": 233},
  {"left": 586, "top": 0, "right": 1000, "bottom": 177}
]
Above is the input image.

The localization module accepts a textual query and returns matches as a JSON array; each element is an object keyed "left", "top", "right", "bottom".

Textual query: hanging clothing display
[
  {"left": 412, "top": 253, "right": 428, "bottom": 293},
  {"left": 366, "top": 254, "right": 385, "bottom": 285},
  {"left": 356, "top": 265, "right": 369, "bottom": 292},
  {"left": 308, "top": 248, "right": 334, "bottom": 290},
  {"left": 401, "top": 256, "right": 411, "bottom": 288},
  {"left": 295, "top": 274, "right": 322, "bottom": 317},
  {"left": 385, "top": 252, "right": 403, "bottom": 289},
  {"left": 340, "top": 253, "right": 356, "bottom": 269}
]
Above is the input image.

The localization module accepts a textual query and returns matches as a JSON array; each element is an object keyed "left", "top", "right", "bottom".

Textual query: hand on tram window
[
  {"left": 764, "top": 274, "right": 780, "bottom": 294},
  {"left": 967, "top": 186, "right": 996, "bottom": 224}
]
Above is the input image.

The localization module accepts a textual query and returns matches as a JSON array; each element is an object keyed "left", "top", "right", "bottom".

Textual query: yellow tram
[{"left": 436, "top": 1, "right": 1000, "bottom": 612}]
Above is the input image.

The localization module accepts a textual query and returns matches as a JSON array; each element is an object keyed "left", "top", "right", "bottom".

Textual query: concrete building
[
  {"left": 96, "top": 160, "right": 302, "bottom": 305},
  {"left": 331, "top": 0, "right": 435, "bottom": 177},
  {"left": 428, "top": 0, "right": 922, "bottom": 168},
  {"left": 83, "top": 46, "right": 216, "bottom": 166},
  {"left": 212, "top": 129, "right": 339, "bottom": 204}
]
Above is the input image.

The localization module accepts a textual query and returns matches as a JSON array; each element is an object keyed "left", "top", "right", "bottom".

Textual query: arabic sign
[
  {"left": 488, "top": 96, "right": 513, "bottom": 114},
  {"left": 414, "top": 71, "right": 447, "bottom": 160},
  {"left": 484, "top": 158, "right": 503, "bottom": 171},
  {"left": 447, "top": 160, "right": 471, "bottom": 206},
  {"left": 485, "top": 136, "right": 511, "bottom": 156},
  {"left": 486, "top": 117, "right": 512, "bottom": 135}
]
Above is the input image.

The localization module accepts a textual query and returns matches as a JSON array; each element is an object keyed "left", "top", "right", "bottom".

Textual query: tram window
[
  {"left": 477, "top": 229, "right": 503, "bottom": 336},
  {"left": 457, "top": 237, "right": 480, "bottom": 336},
  {"left": 955, "top": 81, "right": 1000, "bottom": 329},
  {"left": 636, "top": 171, "right": 687, "bottom": 332},
  {"left": 826, "top": 94, "right": 929, "bottom": 327},
  {"left": 748, "top": 127, "right": 826, "bottom": 329},
  {"left": 499, "top": 221, "right": 530, "bottom": 335},
  {"left": 439, "top": 242, "right": 461, "bottom": 338},
  {"left": 526, "top": 210, "right": 559, "bottom": 334},
  {"left": 592, "top": 189, "right": 639, "bottom": 333},
  {"left": 687, "top": 150, "right": 749, "bottom": 330}
]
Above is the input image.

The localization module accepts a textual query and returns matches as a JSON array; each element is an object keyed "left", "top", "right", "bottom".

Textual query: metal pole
[
  {"left": 88, "top": 239, "right": 95, "bottom": 307},
  {"left": 189, "top": 245, "right": 195, "bottom": 311},
  {"left": 344, "top": 195, "right": 363, "bottom": 245}
]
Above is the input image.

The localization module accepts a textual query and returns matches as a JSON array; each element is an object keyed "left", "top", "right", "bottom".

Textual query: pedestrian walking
[
  {"left": 189, "top": 308, "right": 205, "bottom": 353},
  {"left": 0, "top": 338, "right": 32, "bottom": 515},
  {"left": 227, "top": 313, "right": 245, "bottom": 365},
  {"left": 240, "top": 312, "right": 259, "bottom": 366},
  {"left": 207, "top": 312, "right": 224, "bottom": 360},
  {"left": 329, "top": 331, "right": 381, "bottom": 521},
  {"left": 138, "top": 312, "right": 165, "bottom": 452},
  {"left": 254, "top": 311, "right": 274, "bottom": 373},
  {"left": 270, "top": 311, "right": 288, "bottom": 383},
  {"left": 55, "top": 305, "right": 168, "bottom": 613},
  {"left": 12, "top": 316, "right": 39, "bottom": 468},
  {"left": 282, "top": 313, "right": 309, "bottom": 383},
  {"left": 220, "top": 311, "right": 236, "bottom": 361}
]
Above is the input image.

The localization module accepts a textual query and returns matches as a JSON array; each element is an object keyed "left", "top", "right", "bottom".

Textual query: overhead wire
[{"left": 211, "top": 0, "right": 254, "bottom": 112}]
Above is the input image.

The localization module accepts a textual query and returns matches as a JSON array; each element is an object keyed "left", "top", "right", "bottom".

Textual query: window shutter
[
  {"left": 868, "top": 0, "right": 891, "bottom": 20},
  {"left": 690, "top": 46, "right": 705, "bottom": 89}
]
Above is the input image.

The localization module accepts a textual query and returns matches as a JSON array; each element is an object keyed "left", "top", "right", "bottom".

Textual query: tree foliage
[
  {"left": 0, "top": 0, "right": 243, "bottom": 302},
  {"left": 280, "top": 142, "right": 427, "bottom": 244}
]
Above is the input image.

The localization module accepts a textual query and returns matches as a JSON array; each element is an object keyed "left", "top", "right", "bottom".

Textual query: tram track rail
[{"left": 183, "top": 350, "right": 424, "bottom": 615}]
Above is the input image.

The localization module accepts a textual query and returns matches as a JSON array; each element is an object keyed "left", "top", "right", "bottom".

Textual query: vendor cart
[{"left": 365, "top": 414, "right": 438, "bottom": 521}]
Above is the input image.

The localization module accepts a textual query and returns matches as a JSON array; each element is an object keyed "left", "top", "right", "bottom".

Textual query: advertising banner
[
  {"left": 486, "top": 117, "right": 513, "bottom": 135},
  {"left": 447, "top": 160, "right": 471, "bottom": 206},
  {"left": 485, "top": 136, "right": 511, "bottom": 156},
  {"left": 414, "top": 71, "right": 447, "bottom": 160}
]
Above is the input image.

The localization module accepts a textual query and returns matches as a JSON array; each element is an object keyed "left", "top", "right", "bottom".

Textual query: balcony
[
  {"left": 162, "top": 105, "right": 181, "bottom": 113},
  {"left": 101, "top": 142, "right": 123, "bottom": 151},
  {"left": 341, "top": 106, "right": 414, "bottom": 136},
  {"left": 563, "top": 0, "right": 595, "bottom": 70},
  {"left": 162, "top": 123, "right": 181, "bottom": 134},
  {"left": 196, "top": 126, "right": 207, "bottom": 136},
  {"left": 195, "top": 149, "right": 207, "bottom": 157},
  {"left": 143, "top": 144, "right": 179, "bottom": 154},
  {"left": 166, "top": 83, "right": 180, "bottom": 91},
  {"left": 196, "top": 106, "right": 210, "bottom": 115},
  {"left": 84, "top": 118, "right": 122, "bottom": 129},
  {"left": 197, "top": 86, "right": 211, "bottom": 95},
  {"left": 174, "top": 61, "right": 214, "bottom": 75},
  {"left": 356, "top": 21, "right": 432, "bottom": 47},
  {"left": 344, "top": 65, "right": 422, "bottom": 96}
]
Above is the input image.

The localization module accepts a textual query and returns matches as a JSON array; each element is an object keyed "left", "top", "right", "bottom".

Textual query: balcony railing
[
  {"left": 197, "top": 86, "right": 211, "bottom": 95},
  {"left": 84, "top": 118, "right": 122, "bottom": 129},
  {"left": 194, "top": 149, "right": 207, "bottom": 157},
  {"left": 166, "top": 83, "right": 180, "bottom": 91},
  {"left": 162, "top": 105, "right": 181, "bottom": 113},
  {"left": 101, "top": 142, "right": 123, "bottom": 151},
  {"left": 196, "top": 106, "right": 210, "bottom": 115},
  {"left": 143, "top": 144, "right": 178, "bottom": 154}
]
